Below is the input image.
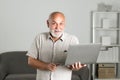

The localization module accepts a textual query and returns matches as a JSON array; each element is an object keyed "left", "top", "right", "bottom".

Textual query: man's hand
[
  {"left": 28, "top": 57, "right": 58, "bottom": 71},
  {"left": 46, "top": 63, "right": 57, "bottom": 71},
  {"left": 67, "top": 62, "right": 86, "bottom": 71}
]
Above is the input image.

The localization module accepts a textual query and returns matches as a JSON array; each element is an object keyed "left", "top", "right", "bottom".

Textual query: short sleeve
[
  {"left": 70, "top": 36, "right": 79, "bottom": 45},
  {"left": 26, "top": 35, "right": 41, "bottom": 59}
]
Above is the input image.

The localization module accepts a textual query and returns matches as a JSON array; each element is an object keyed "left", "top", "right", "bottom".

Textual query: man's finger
[
  {"left": 78, "top": 62, "right": 81, "bottom": 68},
  {"left": 71, "top": 64, "right": 75, "bottom": 69}
]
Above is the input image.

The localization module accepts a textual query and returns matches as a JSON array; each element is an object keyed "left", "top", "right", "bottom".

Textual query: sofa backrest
[{"left": 1, "top": 51, "right": 36, "bottom": 74}]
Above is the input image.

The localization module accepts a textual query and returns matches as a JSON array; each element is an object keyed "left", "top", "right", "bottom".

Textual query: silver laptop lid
[{"left": 65, "top": 43, "right": 101, "bottom": 65}]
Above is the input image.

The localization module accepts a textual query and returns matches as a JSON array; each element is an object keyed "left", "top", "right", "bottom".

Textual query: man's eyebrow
[{"left": 50, "top": 20, "right": 55, "bottom": 22}]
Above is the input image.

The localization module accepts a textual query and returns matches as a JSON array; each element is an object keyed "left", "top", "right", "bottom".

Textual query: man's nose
[{"left": 55, "top": 24, "right": 60, "bottom": 29}]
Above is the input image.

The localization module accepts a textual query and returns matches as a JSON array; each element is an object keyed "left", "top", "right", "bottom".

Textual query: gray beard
[{"left": 50, "top": 30, "right": 63, "bottom": 38}]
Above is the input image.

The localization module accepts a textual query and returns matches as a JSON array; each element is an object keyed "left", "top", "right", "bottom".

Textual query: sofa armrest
[{"left": 0, "top": 64, "right": 8, "bottom": 80}]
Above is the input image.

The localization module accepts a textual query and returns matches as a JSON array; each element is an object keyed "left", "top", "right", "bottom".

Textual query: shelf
[
  {"left": 93, "top": 11, "right": 119, "bottom": 14},
  {"left": 94, "top": 27, "right": 120, "bottom": 31},
  {"left": 102, "top": 44, "right": 120, "bottom": 47},
  {"left": 95, "top": 79, "right": 120, "bottom": 80}
]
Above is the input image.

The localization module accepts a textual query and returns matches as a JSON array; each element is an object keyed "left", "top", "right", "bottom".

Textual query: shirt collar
[{"left": 47, "top": 32, "right": 65, "bottom": 41}]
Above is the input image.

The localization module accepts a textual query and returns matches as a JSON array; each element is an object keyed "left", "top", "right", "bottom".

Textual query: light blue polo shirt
[{"left": 26, "top": 32, "right": 79, "bottom": 80}]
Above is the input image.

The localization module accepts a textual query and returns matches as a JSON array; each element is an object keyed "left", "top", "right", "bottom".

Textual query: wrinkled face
[{"left": 47, "top": 13, "right": 65, "bottom": 38}]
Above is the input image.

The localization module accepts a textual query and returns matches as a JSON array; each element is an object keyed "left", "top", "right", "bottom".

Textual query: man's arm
[{"left": 28, "top": 56, "right": 57, "bottom": 71}]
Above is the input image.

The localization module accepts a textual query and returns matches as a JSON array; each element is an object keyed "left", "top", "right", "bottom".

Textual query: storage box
[
  {"left": 98, "top": 64, "right": 116, "bottom": 78},
  {"left": 98, "top": 67, "right": 115, "bottom": 78},
  {"left": 102, "top": 19, "right": 111, "bottom": 29}
]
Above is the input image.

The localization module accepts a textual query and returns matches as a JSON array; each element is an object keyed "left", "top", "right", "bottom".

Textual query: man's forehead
[
  {"left": 49, "top": 18, "right": 65, "bottom": 23},
  {"left": 49, "top": 15, "right": 65, "bottom": 22}
]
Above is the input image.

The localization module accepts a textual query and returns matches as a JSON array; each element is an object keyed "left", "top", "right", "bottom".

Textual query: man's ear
[{"left": 47, "top": 20, "right": 49, "bottom": 28}]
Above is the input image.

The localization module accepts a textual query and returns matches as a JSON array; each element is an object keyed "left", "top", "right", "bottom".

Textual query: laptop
[{"left": 65, "top": 43, "right": 101, "bottom": 65}]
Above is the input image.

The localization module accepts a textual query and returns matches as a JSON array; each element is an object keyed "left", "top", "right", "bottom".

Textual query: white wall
[{"left": 0, "top": 0, "right": 120, "bottom": 53}]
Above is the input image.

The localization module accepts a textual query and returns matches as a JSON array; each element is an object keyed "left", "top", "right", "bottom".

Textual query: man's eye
[{"left": 60, "top": 23, "right": 64, "bottom": 25}]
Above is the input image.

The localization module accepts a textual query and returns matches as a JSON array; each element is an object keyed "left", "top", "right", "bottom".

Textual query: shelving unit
[{"left": 91, "top": 11, "right": 120, "bottom": 80}]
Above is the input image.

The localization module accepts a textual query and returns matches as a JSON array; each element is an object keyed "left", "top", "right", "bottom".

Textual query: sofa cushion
[
  {"left": 72, "top": 74, "right": 80, "bottom": 80},
  {"left": 4, "top": 74, "right": 36, "bottom": 80}
]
